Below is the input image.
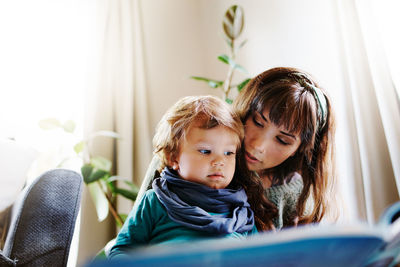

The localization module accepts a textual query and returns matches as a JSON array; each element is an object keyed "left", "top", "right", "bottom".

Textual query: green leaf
[
  {"left": 217, "top": 54, "right": 230, "bottom": 65},
  {"left": 106, "top": 179, "right": 116, "bottom": 192},
  {"left": 91, "top": 156, "right": 112, "bottom": 172},
  {"left": 81, "top": 164, "right": 93, "bottom": 184},
  {"left": 107, "top": 175, "right": 126, "bottom": 183},
  {"left": 38, "top": 118, "right": 61, "bottom": 130},
  {"left": 237, "top": 78, "right": 251, "bottom": 91},
  {"left": 208, "top": 81, "right": 220, "bottom": 88},
  {"left": 217, "top": 54, "right": 247, "bottom": 74},
  {"left": 105, "top": 177, "right": 118, "bottom": 192},
  {"left": 107, "top": 176, "right": 138, "bottom": 191},
  {"left": 225, "top": 98, "right": 233, "bottom": 104},
  {"left": 123, "top": 180, "right": 139, "bottom": 193},
  {"left": 62, "top": 120, "right": 76, "bottom": 133},
  {"left": 233, "top": 64, "right": 248, "bottom": 74},
  {"left": 74, "top": 141, "right": 85, "bottom": 154},
  {"left": 223, "top": 5, "right": 245, "bottom": 40},
  {"left": 106, "top": 176, "right": 139, "bottom": 198},
  {"left": 238, "top": 39, "right": 248, "bottom": 49},
  {"left": 87, "top": 169, "right": 109, "bottom": 184},
  {"left": 88, "top": 182, "right": 109, "bottom": 222},
  {"left": 113, "top": 187, "right": 138, "bottom": 201},
  {"left": 190, "top": 76, "right": 223, "bottom": 89},
  {"left": 82, "top": 164, "right": 109, "bottom": 184}
]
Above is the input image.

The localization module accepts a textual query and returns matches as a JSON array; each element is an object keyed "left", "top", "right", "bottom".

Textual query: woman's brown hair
[{"left": 234, "top": 67, "right": 337, "bottom": 225}]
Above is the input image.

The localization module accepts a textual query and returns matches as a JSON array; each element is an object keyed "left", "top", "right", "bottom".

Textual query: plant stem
[
  {"left": 223, "top": 39, "right": 236, "bottom": 100},
  {"left": 223, "top": 67, "right": 234, "bottom": 100},
  {"left": 96, "top": 180, "right": 123, "bottom": 226}
]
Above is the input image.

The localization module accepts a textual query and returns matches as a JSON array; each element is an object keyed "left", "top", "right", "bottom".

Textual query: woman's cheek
[{"left": 271, "top": 146, "right": 292, "bottom": 165}]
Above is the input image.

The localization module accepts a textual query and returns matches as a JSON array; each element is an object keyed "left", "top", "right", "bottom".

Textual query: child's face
[
  {"left": 243, "top": 108, "right": 301, "bottom": 175},
  {"left": 172, "top": 125, "right": 238, "bottom": 189}
]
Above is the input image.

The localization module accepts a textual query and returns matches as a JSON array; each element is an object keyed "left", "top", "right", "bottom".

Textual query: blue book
[{"left": 87, "top": 201, "right": 400, "bottom": 267}]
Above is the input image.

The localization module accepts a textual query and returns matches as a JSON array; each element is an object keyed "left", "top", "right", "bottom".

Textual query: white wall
[{"left": 140, "top": 0, "right": 343, "bottom": 129}]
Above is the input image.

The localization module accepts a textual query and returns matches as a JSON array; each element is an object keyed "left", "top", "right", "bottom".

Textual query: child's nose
[{"left": 212, "top": 156, "right": 224, "bottom": 167}]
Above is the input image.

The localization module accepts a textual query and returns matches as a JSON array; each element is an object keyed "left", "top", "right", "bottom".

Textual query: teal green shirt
[{"left": 109, "top": 189, "right": 257, "bottom": 259}]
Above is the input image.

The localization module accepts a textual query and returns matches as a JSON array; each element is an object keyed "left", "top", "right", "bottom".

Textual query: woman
[
  {"left": 137, "top": 67, "right": 337, "bottom": 231},
  {"left": 233, "top": 67, "right": 337, "bottom": 230}
]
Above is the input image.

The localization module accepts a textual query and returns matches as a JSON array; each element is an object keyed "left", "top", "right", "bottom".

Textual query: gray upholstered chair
[{"left": 0, "top": 169, "right": 83, "bottom": 267}]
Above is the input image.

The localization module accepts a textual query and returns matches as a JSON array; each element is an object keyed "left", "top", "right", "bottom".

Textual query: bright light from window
[
  {"left": 0, "top": 2, "right": 95, "bottom": 266},
  {"left": 0, "top": 0, "right": 94, "bottom": 159},
  {"left": 371, "top": 0, "right": 400, "bottom": 94}
]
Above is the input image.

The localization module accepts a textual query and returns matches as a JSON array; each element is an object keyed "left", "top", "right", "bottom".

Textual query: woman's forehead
[{"left": 256, "top": 106, "right": 302, "bottom": 136}]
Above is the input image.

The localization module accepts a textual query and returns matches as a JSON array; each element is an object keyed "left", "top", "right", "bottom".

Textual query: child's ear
[
  {"left": 168, "top": 155, "right": 179, "bottom": 171},
  {"left": 172, "top": 162, "right": 179, "bottom": 171}
]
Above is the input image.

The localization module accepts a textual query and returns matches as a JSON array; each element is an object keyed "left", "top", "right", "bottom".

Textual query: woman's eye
[
  {"left": 224, "top": 151, "right": 235, "bottom": 156},
  {"left": 199, "top": 149, "right": 211, "bottom": 154},
  {"left": 252, "top": 116, "right": 263, "bottom": 127},
  {"left": 276, "top": 137, "right": 289, "bottom": 145}
]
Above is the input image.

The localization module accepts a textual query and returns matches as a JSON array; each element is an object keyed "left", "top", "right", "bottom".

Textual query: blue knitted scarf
[{"left": 152, "top": 167, "right": 254, "bottom": 234}]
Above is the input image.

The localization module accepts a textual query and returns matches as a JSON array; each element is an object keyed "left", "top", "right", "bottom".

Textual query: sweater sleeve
[{"left": 108, "top": 190, "right": 159, "bottom": 259}]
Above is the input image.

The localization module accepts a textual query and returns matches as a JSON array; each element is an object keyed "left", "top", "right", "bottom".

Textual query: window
[{"left": 370, "top": 0, "right": 400, "bottom": 95}]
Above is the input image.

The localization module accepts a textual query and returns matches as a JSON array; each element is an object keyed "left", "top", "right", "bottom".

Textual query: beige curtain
[
  {"left": 76, "top": 0, "right": 152, "bottom": 264},
  {"left": 335, "top": 0, "right": 400, "bottom": 223}
]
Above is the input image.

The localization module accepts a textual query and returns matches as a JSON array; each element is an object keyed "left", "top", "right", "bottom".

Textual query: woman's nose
[{"left": 248, "top": 135, "right": 268, "bottom": 154}]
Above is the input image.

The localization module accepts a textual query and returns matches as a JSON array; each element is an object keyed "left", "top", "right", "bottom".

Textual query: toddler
[{"left": 108, "top": 95, "right": 255, "bottom": 258}]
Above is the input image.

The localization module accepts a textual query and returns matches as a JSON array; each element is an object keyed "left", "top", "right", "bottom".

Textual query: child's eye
[
  {"left": 252, "top": 116, "right": 263, "bottom": 127},
  {"left": 224, "top": 151, "right": 235, "bottom": 156},
  {"left": 199, "top": 149, "right": 211, "bottom": 154}
]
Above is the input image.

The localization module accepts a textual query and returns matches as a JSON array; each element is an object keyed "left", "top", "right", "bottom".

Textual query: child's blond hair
[{"left": 153, "top": 95, "right": 244, "bottom": 169}]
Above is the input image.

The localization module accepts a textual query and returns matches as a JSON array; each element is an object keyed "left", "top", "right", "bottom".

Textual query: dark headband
[{"left": 287, "top": 72, "right": 328, "bottom": 130}]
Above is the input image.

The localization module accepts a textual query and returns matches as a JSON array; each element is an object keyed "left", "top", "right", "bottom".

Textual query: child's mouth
[{"left": 207, "top": 173, "right": 224, "bottom": 179}]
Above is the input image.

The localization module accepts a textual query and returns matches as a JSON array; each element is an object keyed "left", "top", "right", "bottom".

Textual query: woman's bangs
[{"left": 256, "top": 84, "right": 315, "bottom": 137}]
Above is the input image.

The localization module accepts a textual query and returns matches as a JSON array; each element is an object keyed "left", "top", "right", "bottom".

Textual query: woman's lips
[{"left": 245, "top": 151, "right": 260, "bottom": 163}]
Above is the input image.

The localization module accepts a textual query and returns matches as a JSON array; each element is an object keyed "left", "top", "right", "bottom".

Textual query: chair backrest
[
  {"left": 3, "top": 169, "right": 83, "bottom": 267},
  {"left": 101, "top": 156, "right": 159, "bottom": 259},
  {"left": 135, "top": 155, "right": 160, "bottom": 207}
]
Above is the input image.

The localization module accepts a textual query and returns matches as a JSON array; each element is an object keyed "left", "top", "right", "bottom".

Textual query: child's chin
[{"left": 206, "top": 183, "right": 226, "bottom": 190}]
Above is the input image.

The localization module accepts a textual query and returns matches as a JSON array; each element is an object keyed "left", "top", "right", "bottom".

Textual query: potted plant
[
  {"left": 191, "top": 5, "right": 250, "bottom": 103},
  {"left": 38, "top": 118, "right": 138, "bottom": 227}
]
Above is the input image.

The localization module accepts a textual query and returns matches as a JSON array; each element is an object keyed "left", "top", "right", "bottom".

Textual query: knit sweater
[{"left": 264, "top": 172, "right": 303, "bottom": 230}]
